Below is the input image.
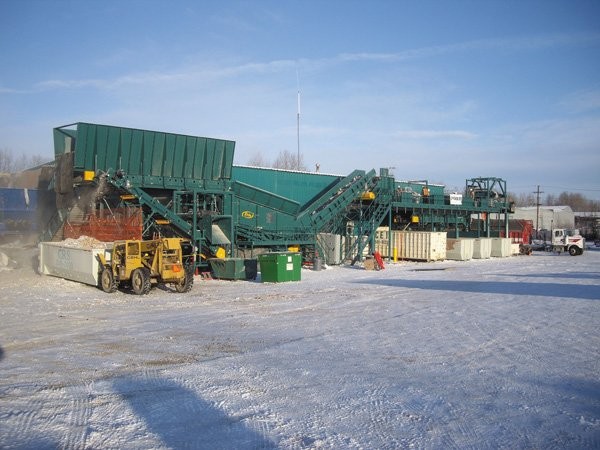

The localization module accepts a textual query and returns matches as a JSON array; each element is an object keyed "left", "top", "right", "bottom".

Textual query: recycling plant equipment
[{"left": 43, "top": 122, "right": 514, "bottom": 267}]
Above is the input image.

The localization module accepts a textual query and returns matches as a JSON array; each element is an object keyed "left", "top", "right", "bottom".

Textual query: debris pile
[{"left": 60, "top": 235, "right": 110, "bottom": 250}]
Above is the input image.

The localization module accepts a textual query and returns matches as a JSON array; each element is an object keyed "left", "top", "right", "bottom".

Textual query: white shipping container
[
  {"left": 446, "top": 238, "right": 474, "bottom": 261},
  {"left": 39, "top": 242, "right": 107, "bottom": 286},
  {"left": 491, "top": 238, "right": 512, "bottom": 257},
  {"left": 375, "top": 228, "right": 446, "bottom": 261},
  {"left": 472, "top": 238, "right": 492, "bottom": 259}
]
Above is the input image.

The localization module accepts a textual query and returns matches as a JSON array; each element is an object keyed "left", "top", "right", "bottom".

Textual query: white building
[{"left": 512, "top": 206, "right": 574, "bottom": 230}]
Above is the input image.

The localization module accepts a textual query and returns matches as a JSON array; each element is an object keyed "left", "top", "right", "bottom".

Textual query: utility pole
[
  {"left": 297, "top": 89, "right": 300, "bottom": 170},
  {"left": 534, "top": 185, "right": 544, "bottom": 238},
  {"left": 296, "top": 69, "right": 301, "bottom": 170}
]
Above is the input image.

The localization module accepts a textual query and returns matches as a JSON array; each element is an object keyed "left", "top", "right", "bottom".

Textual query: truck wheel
[
  {"left": 131, "top": 268, "right": 151, "bottom": 295},
  {"left": 568, "top": 246, "right": 578, "bottom": 256},
  {"left": 175, "top": 269, "right": 194, "bottom": 293},
  {"left": 100, "top": 266, "right": 118, "bottom": 293}
]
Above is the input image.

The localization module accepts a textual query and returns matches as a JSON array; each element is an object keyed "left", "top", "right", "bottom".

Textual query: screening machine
[
  {"left": 45, "top": 123, "right": 390, "bottom": 267},
  {"left": 43, "top": 122, "right": 513, "bottom": 267}
]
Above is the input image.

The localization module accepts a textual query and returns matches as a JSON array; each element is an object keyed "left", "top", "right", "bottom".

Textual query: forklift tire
[
  {"left": 175, "top": 269, "right": 194, "bottom": 293},
  {"left": 100, "top": 266, "right": 117, "bottom": 293},
  {"left": 131, "top": 268, "right": 151, "bottom": 295}
]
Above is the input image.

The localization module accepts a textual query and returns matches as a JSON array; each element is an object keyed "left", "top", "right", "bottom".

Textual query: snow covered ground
[{"left": 1, "top": 245, "right": 599, "bottom": 449}]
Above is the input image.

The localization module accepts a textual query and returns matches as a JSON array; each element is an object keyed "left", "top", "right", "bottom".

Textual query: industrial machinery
[
  {"left": 43, "top": 122, "right": 515, "bottom": 267},
  {"left": 97, "top": 237, "right": 194, "bottom": 294}
]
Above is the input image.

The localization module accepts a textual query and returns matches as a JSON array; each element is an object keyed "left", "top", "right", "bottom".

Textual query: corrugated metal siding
[
  {"left": 54, "top": 123, "right": 235, "bottom": 183},
  {"left": 232, "top": 166, "right": 340, "bottom": 206}
]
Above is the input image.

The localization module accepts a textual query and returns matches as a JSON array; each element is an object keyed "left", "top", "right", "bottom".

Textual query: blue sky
[{"left": 1, "top": 0, "right": 599, "bottom": 199}]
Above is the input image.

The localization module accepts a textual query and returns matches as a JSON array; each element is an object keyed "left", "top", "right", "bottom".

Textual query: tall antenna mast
[{"left": 296, "top": 69, "right": 301, "bottom": 170}]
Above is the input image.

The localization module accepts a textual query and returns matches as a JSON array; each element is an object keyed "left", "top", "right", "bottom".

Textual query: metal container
[
  {"left": 258, "top": 252, "right": 301, "bottom": 282},
  {"left": 209, "top": 258, "right": 247, "bottom": 280},
  {"left": 472, "top": 238, "right": 492, "bottom": 259},
  {"left": 39, "top": 241, "right": 109, "bottom": 286},
  {"left": 54, "top": 122, "right": 235, "bottom": 187},
  {"left": 317, "top": 233, "right": 343, "bottom": 265},
  {"left": 0, "top": 188, "right": 38, "bottom": 232},
  {"left": 491, "top": 238, "right": 512, "bottom": 257},
  {"left": 375, "top": 228, "right": 446, "bottom": 261},
  {"left": 244, "top": 259, "right": 258, "bottom": 280},
  {"left": 446, "top": 238, "right": 474, "bottom": 261},
  {"left": 313, "top": 257, "right": 323, "bottom": 271}
]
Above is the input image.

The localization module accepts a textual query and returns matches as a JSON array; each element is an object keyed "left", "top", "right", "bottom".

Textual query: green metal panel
[
  {"left": 174, "top": 135, "right": 187, "bottom": 178},
  {"left": 119, "top": 128, "right": 132, "bottom": 173},
  {"left": 233, "top": 181, "right": 301, "bottom": 216},
  {"left": 129, "top": 129, "right": 143, "bottom": 175},
  {"left": 75, "top": 124, "right": 89, "bottom": 168},
  {"left": 53, "top": 123, "right": 235, "bottom": 186},
  {"left": 223, "top": 141, "right": 235, "bottom": 179},
  {"left": 95, "top": 126, "right": 109, "bottom": 172},
  {"left": 142, "top": 131, "right": 154, "bottom": 175},
  {"left": 213, "top": 140, "right": 224, "bottom": 180},
  {"left": 106, "top": 127, "right": 120, "bottom": 171},
  {"left": 151, "top": 132, "right": 165, "bottom": 177},
  {"left": 53, "top": 126, "right": 76, "bottom": 156},
  {"left": 197, "top": 138, "right": 207, "bottom": 180},
  {"left": 231, "top": 166, "right": 340, "bottom": 205},
  {"left": 184, "top": 137, "right": 195, "bottom": 179},
  {"left": 204, "top": 139, "right": 215, "bottom": 180}
]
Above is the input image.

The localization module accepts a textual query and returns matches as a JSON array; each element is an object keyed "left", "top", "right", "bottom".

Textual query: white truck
[{"left": 548, "top": 228, "right": 585, "bottom": 255}]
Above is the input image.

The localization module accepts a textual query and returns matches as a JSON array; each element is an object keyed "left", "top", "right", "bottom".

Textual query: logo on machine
[{"left": 241, "top": 210, "right": 255, "bottom": 219}]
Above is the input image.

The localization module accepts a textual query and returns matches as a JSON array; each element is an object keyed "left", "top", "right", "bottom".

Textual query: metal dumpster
[
  {"left": 209, "top": 258, "right": 246, "bottom": 280},
  {"left": 258, "top": 252, "right": 301, "bottom": 282},
  {"left": 39, "top": 241, "right": 111, "bottom": 286}
]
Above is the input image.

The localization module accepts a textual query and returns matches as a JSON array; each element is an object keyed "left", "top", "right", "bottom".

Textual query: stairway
[{"left": 344, "top": 178, "right": 393, "bottom": 264}]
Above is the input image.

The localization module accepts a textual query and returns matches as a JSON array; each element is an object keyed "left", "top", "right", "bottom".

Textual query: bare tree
[
  {"left": 246, "top": 152, "right": 269, "bottom": 167},
  {"left": 509, "top": 192, "right": 536, "bottom": 206},
  {"left": 273, "top": 150, "right": 307, "bottom": 171},
  {"left": 0, "top": 148, "right": 14, "bottom": 172},
  {"left": 544, "top": 193, "right": 556, "bottom": 206},
  {"left": 541, "top": 191, "right": 600, "bottom": 211},
  {"left": 0, "top": 148, "right": 49, "bottom": 172}
]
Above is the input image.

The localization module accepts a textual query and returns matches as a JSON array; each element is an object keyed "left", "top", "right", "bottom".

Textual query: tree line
[
  {"left": 0, "top": 148, "right": 47, "bottom": 173},
  {"left": 509, "top": 191, "right": 600, "bottom": 212}
]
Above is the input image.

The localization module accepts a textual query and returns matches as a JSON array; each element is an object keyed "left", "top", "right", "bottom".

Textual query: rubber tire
[
  {"left": 175, "top": 269, "right": 194, "bottom": 293},
  {"left": 568, "top": 246, "right": 578, "bottom": 256},
  {"left": 100, "top": 266, "right": 117, "bottom": 293},
  {"left": 131, "top": 268, "right": 151, "bottom": 295}
]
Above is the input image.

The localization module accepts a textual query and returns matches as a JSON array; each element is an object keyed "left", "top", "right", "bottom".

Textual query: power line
[
  {"left": 542, "top": 185, "right": 600, "bottom": 192},
  {"left": 511, "top": 185, "right": 600, "bottom": 193}
]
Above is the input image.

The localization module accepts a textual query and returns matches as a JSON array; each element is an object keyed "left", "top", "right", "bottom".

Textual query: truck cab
[{"left": 551, "top": 228, "right": 585, "bottom": 256}]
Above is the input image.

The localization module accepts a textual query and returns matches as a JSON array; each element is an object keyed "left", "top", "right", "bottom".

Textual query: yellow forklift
[{"left": 97, "top": 238, "right": 194, "bottom": 295}]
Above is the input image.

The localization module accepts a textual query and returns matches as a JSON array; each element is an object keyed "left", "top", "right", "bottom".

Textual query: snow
[{"left": 1, "top": 245, "right": 599, "bottom": 449}]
